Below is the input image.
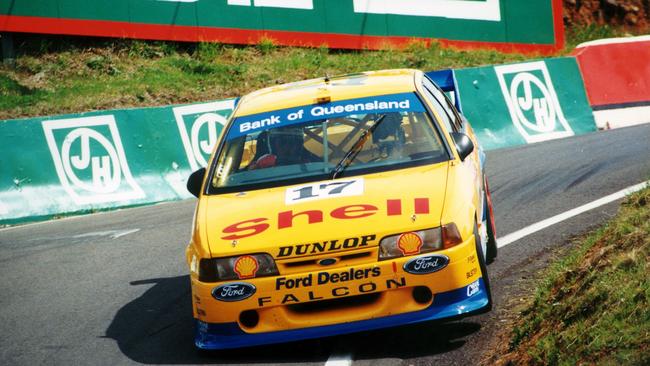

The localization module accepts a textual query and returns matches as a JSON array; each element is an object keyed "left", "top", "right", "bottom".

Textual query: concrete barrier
[
  {"left": 0, "top": 99, "right": 236, "bottom": 225},
  {"left": 1, "top": 56, "right": 600, "bottom": 225},
  {"left": 573, "top": 35, "right": 650, "bottom": 130},
  {"left": 452, "top": 57, "right": 597, "bottom": 150}
]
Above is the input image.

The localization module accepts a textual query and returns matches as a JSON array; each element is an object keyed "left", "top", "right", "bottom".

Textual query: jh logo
[
  {"left": 173, "top": 100, "right": 236, "bottom": 171},
  {"left": 495, "top": 61, "right": 574, "bottom": 144},
  {"left": 42, "top": 116, "right": 144, "bottom": 205}
]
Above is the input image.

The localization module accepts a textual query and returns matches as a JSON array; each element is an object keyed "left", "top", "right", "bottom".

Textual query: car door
[{"left": 420, "top": 76, "right": 483, "bottom": 230}]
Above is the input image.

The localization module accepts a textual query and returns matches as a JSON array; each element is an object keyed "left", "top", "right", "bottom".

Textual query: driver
[
  {"left": 249, "top": 127, "right": 319, "bottom": 169},
  {"left": 372, "top": 112, "right": 405, "bottom": 158}
]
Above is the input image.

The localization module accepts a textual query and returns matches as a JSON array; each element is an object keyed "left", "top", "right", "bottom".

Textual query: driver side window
[{"left": 422, "top": 77, "right": 463, "bottom": 132}]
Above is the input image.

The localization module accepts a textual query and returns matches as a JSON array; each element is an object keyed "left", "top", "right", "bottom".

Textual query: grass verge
[
  {"left": 493, "top": 186, "right": 650, "bottom": 365},
  {"left": 0, "top": 24, "right": 640, "bottom": 120}
]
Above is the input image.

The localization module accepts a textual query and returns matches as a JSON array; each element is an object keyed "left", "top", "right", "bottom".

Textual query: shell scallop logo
[
  {"left": 397, "top": 232, "right": 423, "bottom": 255},
  {"left": 234, "top": 255, "right": 259, "bottom": 279}
]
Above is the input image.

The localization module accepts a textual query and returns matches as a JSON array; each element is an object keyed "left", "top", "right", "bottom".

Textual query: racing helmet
[{"left": 266, "top": 127, "right": 304, "bottom": 155}]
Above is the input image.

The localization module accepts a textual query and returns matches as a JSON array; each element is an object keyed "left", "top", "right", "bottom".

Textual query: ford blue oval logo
[
  {"left": 403, "top": 255, "right": 449, "bottom": 274},
  {"left": 318, "top": 258, "right": 337, "bottom": 266},
  {"left": 212, "top": 282, "right": 256, "bottom": 302}
]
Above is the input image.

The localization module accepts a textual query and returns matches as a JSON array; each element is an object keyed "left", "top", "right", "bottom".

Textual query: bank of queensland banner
[
  {"left": 228, "top": 93, "right": 424, "bottom": 139},
  {"left": 0, "top": 0, "right": 563, "bottom": 53}
]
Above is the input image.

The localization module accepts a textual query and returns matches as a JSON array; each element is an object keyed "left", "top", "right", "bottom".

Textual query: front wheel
[
  {"left": 474, "top": 221, "right": 493, "bottom": 310},
  {"left": 484, "top": 178, "right": 498, "bottom": 264}
]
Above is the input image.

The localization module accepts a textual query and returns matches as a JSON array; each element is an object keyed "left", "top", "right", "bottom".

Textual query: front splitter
[{"left": 195, "top": 278, "right": 490, "bottom": 350}]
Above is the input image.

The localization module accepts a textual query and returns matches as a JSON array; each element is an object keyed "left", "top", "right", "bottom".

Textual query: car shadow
[
  {"left": 104, "top": 275, "right": 481, "bottom": 364},
  {"left": 340, "top": 320, "right": 481, "bottom": 361}
]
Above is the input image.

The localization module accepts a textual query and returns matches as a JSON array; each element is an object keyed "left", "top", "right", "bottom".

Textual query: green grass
[
  {"left": 564, "top": 24, "right": 628, "bottom": 49},
  {"left": 501, "top": 187, "right": 650, "bottom": 365},
  {"left": 0, "top": 25, "right": 641, "bottom": 120}
]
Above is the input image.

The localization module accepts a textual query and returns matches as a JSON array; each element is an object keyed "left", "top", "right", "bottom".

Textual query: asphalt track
[{"left": 1, "top": 124, "right": 649, "bottom": 366}]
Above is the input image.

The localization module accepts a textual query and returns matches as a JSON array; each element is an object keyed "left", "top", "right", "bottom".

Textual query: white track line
[
  {"left": 0, "top": 200, "right": 190, "bottom": 233},
  {"left": 322, "top": 181, "right": 650, "bottom": 366},
  {"left": 498, "top": 180, "right": 649, "bottom": 248},
  {"left": 325, "top": 353, "right": 352, "bottom": 366}
]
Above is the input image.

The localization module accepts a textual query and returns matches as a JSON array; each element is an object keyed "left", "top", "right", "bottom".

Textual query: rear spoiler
[{"left": 424, "top": 69, "right": 463, "bottom": 113}]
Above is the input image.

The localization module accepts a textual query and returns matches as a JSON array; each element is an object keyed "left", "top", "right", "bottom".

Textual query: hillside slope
[{"left": 564, "top": 0, "right": 650, "bottom": 29}]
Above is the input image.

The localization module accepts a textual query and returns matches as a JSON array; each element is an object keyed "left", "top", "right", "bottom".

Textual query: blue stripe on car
[{"left": 195, "top": 278, "right": 489, "bottom": 350}]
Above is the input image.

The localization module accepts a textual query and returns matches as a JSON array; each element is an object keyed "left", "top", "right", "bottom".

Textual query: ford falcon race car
[{"left": 185, "top": 69, "right": 498, "bottom": 350}]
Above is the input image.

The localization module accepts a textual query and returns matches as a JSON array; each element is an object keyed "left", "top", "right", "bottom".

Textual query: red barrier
[
  {"left": 574, "top": 36, "right": 650, "bottom": 107},
  {"left": 574, "top": 36, "right": 650, "bottom": 129}
]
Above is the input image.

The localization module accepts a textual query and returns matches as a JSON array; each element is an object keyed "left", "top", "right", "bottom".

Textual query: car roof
[{"left": 234, "top": 69, "right": 421, "bottom": 117}]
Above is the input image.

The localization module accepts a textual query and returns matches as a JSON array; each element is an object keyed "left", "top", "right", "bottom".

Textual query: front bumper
[
  {"left": 190, "top": 233, "right": 489, "bottom": 350},
  {"left": 195, "top": 277, "right": 489, "bottom": 350}
]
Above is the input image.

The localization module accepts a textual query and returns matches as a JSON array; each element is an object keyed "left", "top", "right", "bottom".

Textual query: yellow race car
[{"left": 185, "top": 69, "right": 497, "bottom": 349}]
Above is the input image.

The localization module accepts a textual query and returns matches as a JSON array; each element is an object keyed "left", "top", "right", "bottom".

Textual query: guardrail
[{"left": 0, "top": 56, "right": 598, "bottom": 225}]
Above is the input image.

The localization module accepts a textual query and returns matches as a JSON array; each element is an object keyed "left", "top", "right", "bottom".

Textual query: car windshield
[{"left": 208, "top": 92, "right": 449, "bottom": 193}]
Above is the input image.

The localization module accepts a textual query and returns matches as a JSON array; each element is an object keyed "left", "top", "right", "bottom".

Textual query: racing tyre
[
  {"left": 474, "top": 221, "right": 493, "bottom": 311},
  {"left": 484, "top": 179, "right": 498, "bottom": 265}
]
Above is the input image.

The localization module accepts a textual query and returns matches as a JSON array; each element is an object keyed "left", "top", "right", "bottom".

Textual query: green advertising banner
[
  {"left": 0, "top": 0, "right": 563, "bottom": 53},
  {"left": 454, "top": 57, "right": 597, "bottom": 150},
  {"left": 0, "top": 99, "right": 236, "bottom": 225}
]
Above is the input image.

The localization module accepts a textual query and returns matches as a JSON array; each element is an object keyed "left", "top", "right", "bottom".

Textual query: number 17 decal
[{"left": 285, "top": 179, "right": 364, "bottom": 205}]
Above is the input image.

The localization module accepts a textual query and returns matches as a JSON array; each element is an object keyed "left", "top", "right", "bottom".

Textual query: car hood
[{"left": 204, "top": 162, "right": 449, "bottom": 259}]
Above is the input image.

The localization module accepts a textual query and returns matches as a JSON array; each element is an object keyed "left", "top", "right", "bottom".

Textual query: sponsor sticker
[
  {"left": 397, "top": 232, "right": 423, "bottom": 256},
  {"left": 495, "top": 61, "right": 574, "bottom": 144},
  {"left": 173, "top": 100, "right": 236, "bottom": 171},
  {"left": 212, "top": 282, "right": 257, "bottom": 302},
  {"left": 285, "top": 178, "right": 364, "bottom": 205},
  {"left": 42, "top": 115, "right": 145, "bottom": 205},
  {"left": 318, "top": 258, "right": 338, "bottom": 266},
  {"left": 234, "top": 255, "right": 259, "bottom": 279},
  {"left": 222, "top": 198, "right": 431, "bottom": 241},
  {"left": 275, "top": 267, "right": 381, "bottom": 290},
  {"left": 403, "top": 254, "right": 449, "bottom": 274},
  {"left": 277, "top": 234, "right": 377, "bottom": 258},
  {"left": 467, "top": 280, "right": 480, "bottom": 297},
  {"left": 227, "top": 92, "right": 425, "bottom": 140},
  {"left": 258, "top": 272, "right": 407, "bottom": 307}
]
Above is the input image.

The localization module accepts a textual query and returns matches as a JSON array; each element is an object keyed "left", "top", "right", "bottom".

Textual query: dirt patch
[{"left": 564, "top": 0, "right": 650, "bottom": 29}]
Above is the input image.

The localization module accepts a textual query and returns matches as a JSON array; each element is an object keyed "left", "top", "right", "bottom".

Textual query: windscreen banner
[
  {"left": 0, "top": 0, "right": 563, "bottom": 53},
  {"left": 229, "top": 93, "right": 424, "bottom": 139},
  {"left": 0, "top": 99, "right": 236, "bottom": 225}
]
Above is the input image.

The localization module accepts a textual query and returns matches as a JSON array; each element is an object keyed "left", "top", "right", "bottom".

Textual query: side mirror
[
  {"left": 187, "top": 168, "right": 206, "bottom": 198},
  {"left": 450, "top": 132, "right": 474, "bottom": 162}
]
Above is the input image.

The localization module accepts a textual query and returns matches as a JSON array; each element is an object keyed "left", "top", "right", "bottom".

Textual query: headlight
[
  {"left": 378, "top": 224, "right": 463, "bottom": 260},
  {"left": 199, "top": 253, "right": 279, "bottom": 282}
]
